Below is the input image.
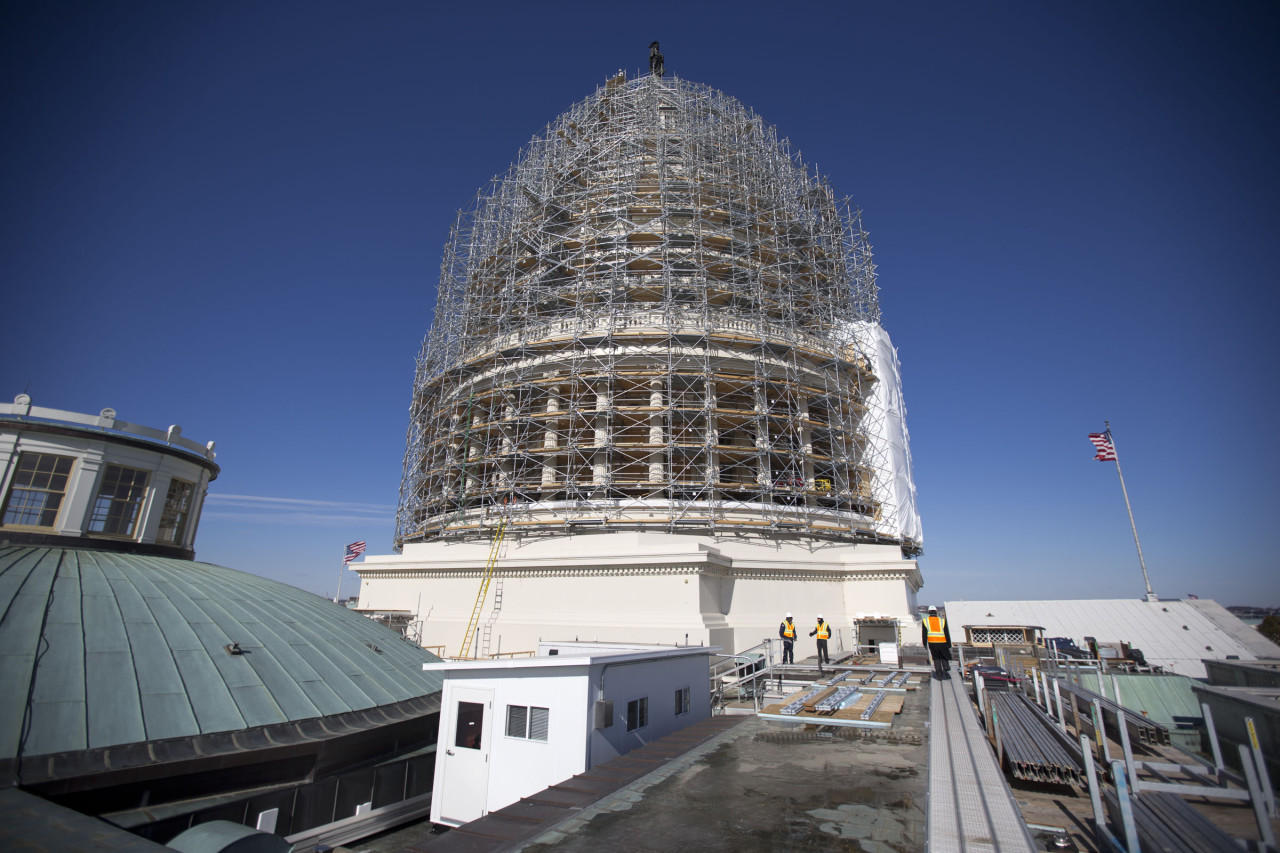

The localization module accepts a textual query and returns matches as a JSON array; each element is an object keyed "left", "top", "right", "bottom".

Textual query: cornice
[{"left": 358, "top": 562, "right": 921, "bottom": 583}]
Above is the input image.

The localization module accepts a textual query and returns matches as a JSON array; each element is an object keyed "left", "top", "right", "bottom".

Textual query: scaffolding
[{"left": 396, "top": 72, "right": 914, "bottom": 551}]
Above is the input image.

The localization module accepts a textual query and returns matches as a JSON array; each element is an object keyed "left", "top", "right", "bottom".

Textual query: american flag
[
  {"left": 1088, "top": 432, "right": 1117, "bottom": 461},
  {"left": 344, "top": 541, "right": 367, "bottom": 564}
]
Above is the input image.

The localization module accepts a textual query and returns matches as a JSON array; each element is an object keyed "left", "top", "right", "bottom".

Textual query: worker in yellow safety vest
[
  {"left": 809, "top": 615, "right": 832, "bottom": 665},
  {"left": 778, "top": 612, "right": 797, "bottom": 664},
  {"left": 921, "top": 605, "right": 952, "bottom": 680}
]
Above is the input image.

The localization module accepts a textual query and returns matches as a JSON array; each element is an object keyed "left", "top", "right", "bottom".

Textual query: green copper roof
[
  {"left": 1075, "top": 670, "right": 1205, "bottom": 750},
  {"left": 0, "top": 546, "right": 442, "bottom": 760}
]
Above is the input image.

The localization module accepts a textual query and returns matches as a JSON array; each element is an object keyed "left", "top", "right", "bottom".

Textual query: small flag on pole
[
  {"left": 1088, "top": 432, "right": 1117, "bottom": 461},
  {"left": 344, "top": 541, "right": 367, "bottom": 564}
]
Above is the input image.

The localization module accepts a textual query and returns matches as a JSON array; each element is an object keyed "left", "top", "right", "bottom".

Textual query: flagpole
[
  {"left": 1106, "top": 420, "right": 1157, "bottom": 602},
  {"left": 334, "top": 546, "right": 345, "bottom": 604}
]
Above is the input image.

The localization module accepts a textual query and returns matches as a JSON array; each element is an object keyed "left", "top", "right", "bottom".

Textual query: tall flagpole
[
  {"left": 334, "top": 546, "right": 346, "bottom": 604},
  {"left": 1105, "top": 420, "right": 1157, "bottom": 602}
]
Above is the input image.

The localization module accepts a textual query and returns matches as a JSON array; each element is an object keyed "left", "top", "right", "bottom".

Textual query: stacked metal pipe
[
  {"left": 1103, "top": 790, "right": 1241, "bottom": 853},
  {"left": 992, "top": 693, "right": 1084, "bottom": 785}
]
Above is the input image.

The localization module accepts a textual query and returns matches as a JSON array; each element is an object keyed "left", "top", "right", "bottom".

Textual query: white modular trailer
[{"left": 425, "top": 645, "right": 715, "bottom": 827}]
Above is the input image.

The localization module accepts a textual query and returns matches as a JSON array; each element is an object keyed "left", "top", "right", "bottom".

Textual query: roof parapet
[{"left": 2, "top": 394, "right": 216, "bottom": 461}]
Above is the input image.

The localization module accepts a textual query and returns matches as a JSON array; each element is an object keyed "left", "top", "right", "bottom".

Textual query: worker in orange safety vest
[
  {"left": 809, "top": 615, "right": 831, "bottom": 665},
  {"left": 778, "top": 612, "right": 797, "bottom": 664},
  {"left": 921, "top": 605, "right": 952, "bottom": 679}
]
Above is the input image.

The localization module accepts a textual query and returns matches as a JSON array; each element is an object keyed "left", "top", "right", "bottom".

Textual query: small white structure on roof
[{"left": 425, "top": 643, "right": 717, "bottom": 827}]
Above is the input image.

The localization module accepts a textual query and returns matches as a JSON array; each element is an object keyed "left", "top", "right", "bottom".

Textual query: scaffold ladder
[
  {"left": 457, "top": 519, "right": 507, "bottom": 659},
  {"left": 480, "top": 577, "right": 503, "bottom": 658}
]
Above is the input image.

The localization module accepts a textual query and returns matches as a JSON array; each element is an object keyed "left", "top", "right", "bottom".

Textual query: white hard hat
[
  {"left": 786, "top": 612, "right": 792, "bottom": 618},
  {"left": 817, "top": 614, "right": 823, "bottom": 620},
  {"left": 928, "top": 605, "right": 938, "bottom": 612}
]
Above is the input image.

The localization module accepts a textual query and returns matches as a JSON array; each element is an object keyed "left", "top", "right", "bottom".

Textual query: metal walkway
[{"left": 927, "top": 674, "right": 1037, "bottom": 852}]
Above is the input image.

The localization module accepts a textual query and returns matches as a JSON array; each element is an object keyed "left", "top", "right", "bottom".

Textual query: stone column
[
  {"left": 542, "top": 380, "right": 561, "bottom": 487},
  {"left": 648, "top": 378, "right": 665, "bottom": 483}
]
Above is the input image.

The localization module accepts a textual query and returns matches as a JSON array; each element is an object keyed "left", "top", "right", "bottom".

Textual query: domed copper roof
[{"left": 0, "top": 545, "right": 442, "bottom": 761}]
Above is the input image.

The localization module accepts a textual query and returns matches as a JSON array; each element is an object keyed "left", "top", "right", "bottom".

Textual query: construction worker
[
  {"left": 779, "top": 612, "right": 797, "bottom": 664},
  {"left": 922, "top": 605, "right": 952, "bottom": 680},
  {"left": 809, "top": 614, "right": 831, "bottom": 665}
]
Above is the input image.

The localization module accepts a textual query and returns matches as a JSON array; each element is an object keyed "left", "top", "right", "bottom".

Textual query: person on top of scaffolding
[
  {"left": 922, "top": 606, "right": 952, "bottom": 680},
  {"left": 779, "top": 612, "right": 797, "bottom": 665}
]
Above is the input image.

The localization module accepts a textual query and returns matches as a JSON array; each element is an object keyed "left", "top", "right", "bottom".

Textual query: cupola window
[
  {"left": 88, "top": 465, "right": 150, "bottom": 537},
  {"left": 157, "top": 478, "right": 195, "bottom": 544},
  {"left": 1, "top": 452, "right": 74, "bottom": 528}
]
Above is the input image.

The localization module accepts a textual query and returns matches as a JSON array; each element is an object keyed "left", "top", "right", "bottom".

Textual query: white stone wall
[{"left": 356, "top": 531, "right": 921, "bottom": 656}]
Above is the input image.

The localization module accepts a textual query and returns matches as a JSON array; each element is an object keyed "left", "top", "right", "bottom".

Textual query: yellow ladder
[{"left": 457, "top": 519, "right": 507, "bottom": 659}]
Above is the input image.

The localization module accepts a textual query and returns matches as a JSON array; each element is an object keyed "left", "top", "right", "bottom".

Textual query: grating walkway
[{"left": 927, "top": 673, "right": 1037, "bottom": 852}]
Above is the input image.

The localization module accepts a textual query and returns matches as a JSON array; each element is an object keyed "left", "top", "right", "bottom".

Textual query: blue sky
[{"left": 3, "top": 2, "right": 1276, "bottom": 606}]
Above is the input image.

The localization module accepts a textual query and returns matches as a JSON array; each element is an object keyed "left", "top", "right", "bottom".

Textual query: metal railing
[
  {"left": 1056, "top": 679, "right": 1170, "bottom": 746},
  {"left": 710, "top": 639, "right": 773, "bottom": 712}
]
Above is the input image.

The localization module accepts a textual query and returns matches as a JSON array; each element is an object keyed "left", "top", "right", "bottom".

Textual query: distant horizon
[{"left": 3, "top": 2, "right": 1275, "bottom": 607}]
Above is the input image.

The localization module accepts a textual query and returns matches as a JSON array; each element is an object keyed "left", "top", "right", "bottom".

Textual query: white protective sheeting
[{"left": 849, "top": 322, "right": 923, "bottom": 548}]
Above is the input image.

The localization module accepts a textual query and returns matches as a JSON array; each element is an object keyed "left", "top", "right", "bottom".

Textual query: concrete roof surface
[
  {"left": 0, "top": 545, "right": 443, "bottom": 760},
  {"left": 0, "top": 787, "right": 168, "bottom": 852},
  {"left": 942, "top": 598, "right": 1277, "bottom": 679},
  {"left": 360, "top": 700, "right": 930, "bottom": 853}
]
